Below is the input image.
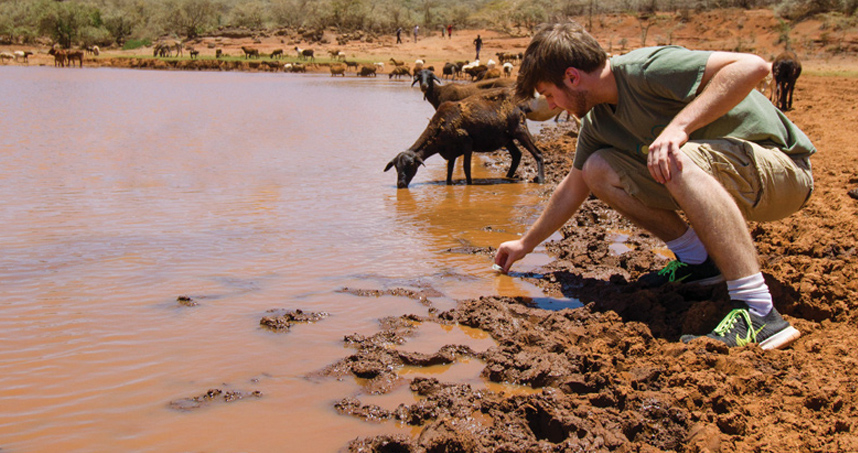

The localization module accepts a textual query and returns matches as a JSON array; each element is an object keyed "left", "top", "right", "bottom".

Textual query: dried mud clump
[
  {"left": 168, "top": 387, "right": 262, "bottom": 411},
  {"left": 315, "top": 314, "right": 480, "bottom": 394},
  {"left": 338, "top": 287, "right": 436, "bottom": 306},
  {"left": 259, "top": 308, "right": 328, "bottom": 331}
]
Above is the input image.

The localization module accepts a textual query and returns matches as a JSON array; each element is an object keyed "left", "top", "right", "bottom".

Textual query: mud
[
  {"left": 329, "top": 74, "right": 858, "bottom": 452},
  {"left": 259, "top": 309, "right": 329, "bottom": 332},
  {"left": 168, "top": 387, "right": 263, "bottom": 412}
]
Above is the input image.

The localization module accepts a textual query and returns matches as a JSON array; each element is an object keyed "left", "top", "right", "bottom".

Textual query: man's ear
[{"left": 564, "top": 67, "right": 580, "bottom": 85}]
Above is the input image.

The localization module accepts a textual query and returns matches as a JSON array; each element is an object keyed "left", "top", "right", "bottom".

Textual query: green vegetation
[
  {"left": 0, "top": 0, "right": 854, "bottom": 48},
  {"left": 122, "top": 38, "right": 151, "bottom": 50}
]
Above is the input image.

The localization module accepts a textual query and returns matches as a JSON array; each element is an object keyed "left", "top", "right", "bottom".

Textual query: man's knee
[{"left": 581, "top": 151, "right": 619, "bottom": 189}]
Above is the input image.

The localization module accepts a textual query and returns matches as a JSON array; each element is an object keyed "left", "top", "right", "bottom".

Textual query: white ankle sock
[
  {"left": 727, "top": 273, "right": 773, "bottom": 317},
  {"left": 666, "top": 227, "right": 708, "bottom": 265}
]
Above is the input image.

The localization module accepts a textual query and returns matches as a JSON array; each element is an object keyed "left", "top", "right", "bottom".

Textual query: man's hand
[
  {"left": 647, "top": 126, "right": 688, "bottom": 184},
  {"left": 494, "top": 239, "right": 533, "bottom": 273}
]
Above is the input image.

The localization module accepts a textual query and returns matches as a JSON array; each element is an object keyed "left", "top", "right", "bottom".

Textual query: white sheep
[
  {"left": 13, "top": 50, "right": 32, "bottom": 64},
  {"left": 486, "top": 59, "right": 497, "bottom": 69},
  {"left": 502, "top": 62, "right": 513, "bottom": 77},
  {"left": 373, "top": 62, "right": 385, "bottom": 71}
]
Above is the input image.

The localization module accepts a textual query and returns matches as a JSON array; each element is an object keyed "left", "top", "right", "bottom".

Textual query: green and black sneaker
[
  {"left": 681, "top": 301, "right": 801, "bottom": 350},
  {"left": 637, "top": 256, "right": 724, "bottom": 288}
]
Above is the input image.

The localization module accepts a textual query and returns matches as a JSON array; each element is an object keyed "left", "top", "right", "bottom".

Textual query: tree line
[{"left": 0, "top": 0, "right": 853, "bottom": 49}]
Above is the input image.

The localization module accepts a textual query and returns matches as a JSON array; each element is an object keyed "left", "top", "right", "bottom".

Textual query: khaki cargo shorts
[{"left": 599, "top": 138, "right": 814, "bottom": 222}]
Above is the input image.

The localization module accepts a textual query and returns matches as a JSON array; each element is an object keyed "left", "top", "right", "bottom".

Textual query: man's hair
[{"left": 515, "top": 21, "right": 608, "bottom": 101}]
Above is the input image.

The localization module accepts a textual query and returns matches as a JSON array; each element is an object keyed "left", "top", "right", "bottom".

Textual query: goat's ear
[
  {"left": 384, "top": 160, "right": 395, "bottom": 172},
  {"left": 417, "top": 158, "right": 425, "bottom": 167}
]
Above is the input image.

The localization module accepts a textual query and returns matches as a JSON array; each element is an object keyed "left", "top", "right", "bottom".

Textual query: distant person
[
  {"left": 447, "top": 24, "right": 453, "bottom": 39},
  {"left": 473, "top": 34, "right": 483, "bottom": 60},
  {"left": 413, "top": 25, "right": 419, "bottom": 43},
  {"left": 396, "top": 27, "right": 402, "bottom": 44}
]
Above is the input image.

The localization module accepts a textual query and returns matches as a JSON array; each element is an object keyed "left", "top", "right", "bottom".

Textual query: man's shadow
[{"left": 517, "top": 269, "right": 806, "bottom": 341}]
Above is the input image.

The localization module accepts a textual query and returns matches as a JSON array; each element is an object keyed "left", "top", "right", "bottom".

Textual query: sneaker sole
[{"left": 759, "top": 326, "right": 801, "bottom": 350}]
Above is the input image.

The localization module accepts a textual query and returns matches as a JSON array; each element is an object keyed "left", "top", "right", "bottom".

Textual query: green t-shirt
[{"left": 573, "top": 46, "right": 816, "bottom": 170}]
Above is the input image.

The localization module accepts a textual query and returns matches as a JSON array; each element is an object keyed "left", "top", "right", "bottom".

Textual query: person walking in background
[
  {"left": 396, "top": 27, "right": 402, "bottom": 44},
  {"left": 447, "top": 24, "right": 453, "bottom": 39},
  {"left": 441, "top": 26, "right": 445, "bottom": 38},
  {"left": 413, "top": 25, "right": 419, "bottom": 43},
  {"left": 495, "top": 21, "right": 814, "bottom": 350},
  {"left": 473, "top": 34, "right": 483, "bottom": 60}
]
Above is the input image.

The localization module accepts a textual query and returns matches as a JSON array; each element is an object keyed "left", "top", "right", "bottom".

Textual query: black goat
[
  {"left": 771, "top": 51, "right": 802, "bottom": 111},
  {"left": 384, "top": 88, "right": 545, "bottom": 188},
  {"left": 442, "top": 62, "right": 460, "bottom": 80},
  {"left": 411, "top": 69, "right": 514, "bottom": 109}
]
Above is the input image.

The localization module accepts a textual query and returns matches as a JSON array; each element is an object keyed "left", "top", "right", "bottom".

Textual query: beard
[{"left": 560, "top": 84, "right": 589, "bottom": 119}]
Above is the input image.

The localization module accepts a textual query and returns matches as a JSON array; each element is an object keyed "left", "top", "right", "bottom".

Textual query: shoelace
[
  {"left": 657, "top": 260, "right": 687, "bottom": 282},
  {"left": 712, "top": 308, "right": 765, "bottom": 347}
]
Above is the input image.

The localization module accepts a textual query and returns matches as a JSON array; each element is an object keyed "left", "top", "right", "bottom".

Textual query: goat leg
[
  {"left": 505, "top": 142, "right": 523, "bottom": 179},
  {"left": 446, "top": 157, "right": 456, "bottom": 185},
  {"left": 463, "top": 151, "right": 473, "bottom": 185},
  {"left": 511, "top": 130, "right": 545, "bottom": 184}
]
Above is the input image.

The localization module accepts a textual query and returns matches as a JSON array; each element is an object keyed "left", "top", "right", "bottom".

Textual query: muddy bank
[{"left": 324, "top": 74, "right": 858, "bottom": 452}]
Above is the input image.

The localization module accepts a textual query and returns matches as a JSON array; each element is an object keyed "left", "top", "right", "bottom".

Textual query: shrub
[{"left": 123, "top": 38, "right": 152, "bottom": 50}]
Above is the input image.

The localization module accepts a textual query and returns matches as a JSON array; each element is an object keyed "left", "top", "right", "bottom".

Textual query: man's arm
[
  {"left": 494, "top": 168, "right": 590, "bottom": 272},
  {"left": 647, "top": 51, "right": 771, "bottom": 184}
]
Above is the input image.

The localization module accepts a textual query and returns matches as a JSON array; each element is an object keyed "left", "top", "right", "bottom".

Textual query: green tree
[
  {"left": 229, "top": 0, "right": 268, "bottom": 29},
  {"left": 103, "top": 11, "right": 135, "bottom": 45},
  {"left": 36, "top": 0, "right": 95, "bottom": 48},
  {"left": 160, "top": 0, "right": 220, "bottom": 39}
]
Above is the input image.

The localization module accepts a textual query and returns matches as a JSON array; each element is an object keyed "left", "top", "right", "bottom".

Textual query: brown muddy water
[{"left": 0, "top": 66, "right": 573, "bottom": 452}]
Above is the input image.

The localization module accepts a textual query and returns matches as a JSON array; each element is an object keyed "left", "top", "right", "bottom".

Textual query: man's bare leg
[{"left": 581, "top": 152, "right": 758, "bottom": 281}]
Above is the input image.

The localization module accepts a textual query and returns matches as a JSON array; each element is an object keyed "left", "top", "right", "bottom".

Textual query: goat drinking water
[{"left": 384, "top": 88, "right": 545, "bottom": 188}]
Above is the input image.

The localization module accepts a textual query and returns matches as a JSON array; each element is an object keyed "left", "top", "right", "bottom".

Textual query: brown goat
[
  {"left": 411, "top": 70, "right": 514, "bottom": 109},
  {"left": 329, "top": 63, "right": 346, "bottom": 76},
  {"left": 384, "top": 88, "right": 544, "bottom": 188},
  {"left": 389, "top": 66, "right": 411, "bottom": 79},
  {"left": 241, "top": 46, "right": 260, "bottom": 59},
  {"left": 357, "top": 65, "right": 377, "bottom": 77},
  {"left": 66, "top": 50, "right": 84, "bottom": 67},
  {"left": 48, "top": 48, "right": 67, "bottom": 67},
  {"left": 771, "top": 51, "right": 802, "bottom": 111}
]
